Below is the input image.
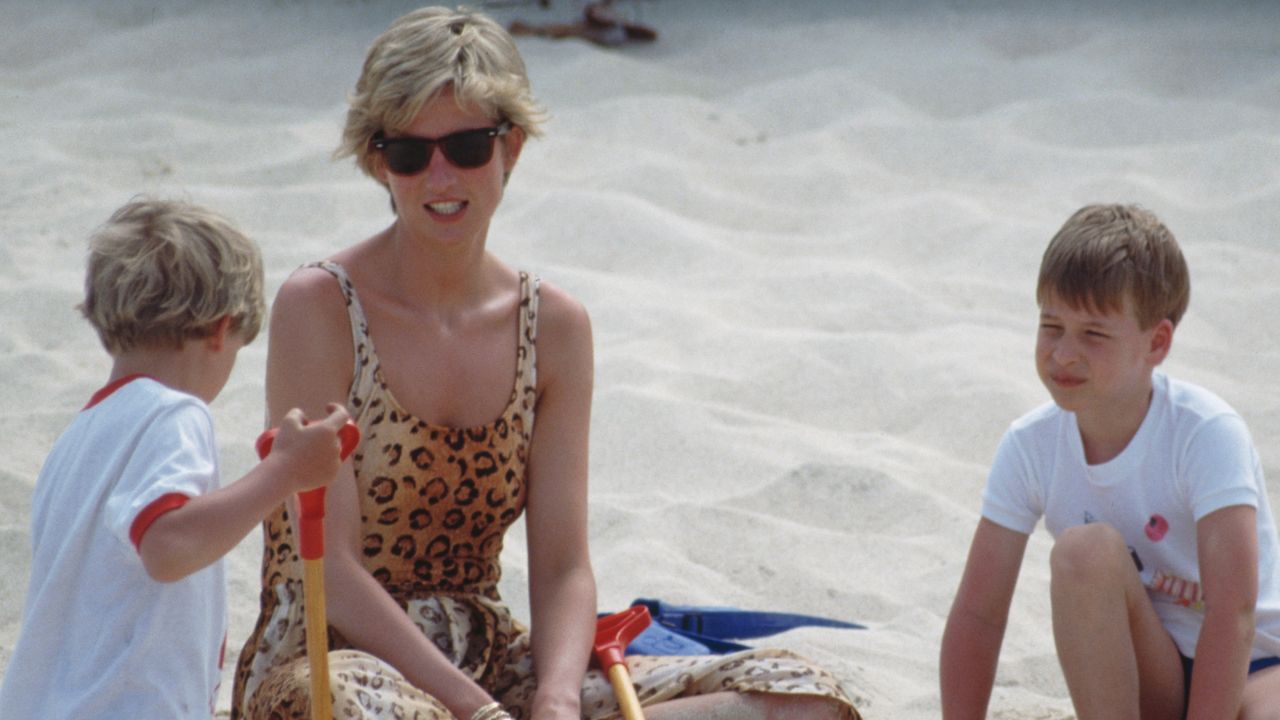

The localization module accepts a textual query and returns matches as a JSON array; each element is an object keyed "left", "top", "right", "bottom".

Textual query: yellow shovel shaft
[
  {"left": 607, "top": 663, "right": 645, "bottom": 720},
  {"left": 304, "top": 558, "right": 332, "bottom": 720}
]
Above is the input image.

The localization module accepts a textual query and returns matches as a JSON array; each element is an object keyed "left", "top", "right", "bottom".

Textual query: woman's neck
[{"left": 384, "top": 222, "right": 493, "bottom": 299}]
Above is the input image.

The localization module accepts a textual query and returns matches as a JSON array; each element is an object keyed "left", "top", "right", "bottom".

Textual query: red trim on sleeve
[
  {"left": 85, "top": 374, "right": 153, "bottom": 410},
  {"left": 129, "top": 492, "right": 191, "bottom": 551}
]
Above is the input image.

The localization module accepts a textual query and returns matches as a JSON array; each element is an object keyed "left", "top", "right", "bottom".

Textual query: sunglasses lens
[
  {"left": 440, "top": 130, "right": 495, "bottom": 169},
  {"left": 383, "top": 141, "right": 430, "bottom": 175},
  {"left": 376, "top": 126, "right": 503, "bottom": 174}
]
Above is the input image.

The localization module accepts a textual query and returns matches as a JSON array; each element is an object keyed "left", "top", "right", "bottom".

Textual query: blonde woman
[{"left": 232, "top": 8, "right": 859, "bottom": 720}]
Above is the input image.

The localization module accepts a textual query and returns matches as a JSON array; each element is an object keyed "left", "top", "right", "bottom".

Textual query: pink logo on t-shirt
[{"left": 1145, "top": 514, "right": 1169, "bottom": 542}]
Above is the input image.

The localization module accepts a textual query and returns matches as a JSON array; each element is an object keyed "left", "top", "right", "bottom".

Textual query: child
[
  {"left": 0, "top": 199, "right": 352, "bottom": 718},
  {"left": 940, "top": 204, "right": 1280, "bottom": 719}
]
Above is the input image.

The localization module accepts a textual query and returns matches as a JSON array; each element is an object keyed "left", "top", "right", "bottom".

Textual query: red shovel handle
[
  {"left": 255, "top": 420, "right": 360, "bottom": 560},
  {"left": 255, "top": 420, "right": 359, "bottom": 462}
]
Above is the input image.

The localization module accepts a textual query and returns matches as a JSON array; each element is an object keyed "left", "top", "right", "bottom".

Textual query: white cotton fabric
[
  {"left": 983, "top": 371, "right": 1280, "bottom": 658},
  {"left": 0, "top": 378, "right": 226, "bottom": 719}
]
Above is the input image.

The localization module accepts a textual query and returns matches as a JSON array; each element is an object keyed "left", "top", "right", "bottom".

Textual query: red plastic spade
[
  {"left": 594, "top": 604, "right": 652, "bottom": 720},
  {"left": 256, "top": 419, "right": 359, "bottom": 720}
]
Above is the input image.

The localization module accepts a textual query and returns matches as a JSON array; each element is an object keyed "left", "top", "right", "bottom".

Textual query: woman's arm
[
  {"left": 265, "top": 268, "right": 495, "bottom": 718},
  {"left": 1186, "top": 505, "right": 1257, "bottom": 720},
  {"left": 524, "top": 284, "right": 597, "bottom": 720}
]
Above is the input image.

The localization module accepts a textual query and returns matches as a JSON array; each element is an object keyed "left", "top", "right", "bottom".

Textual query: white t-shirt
[
  {"left": 0, "top": 377, "right": 227, "bottom": 719},
  {"left": 983, "top": 371, "right": 1280, "bottom": 658}
]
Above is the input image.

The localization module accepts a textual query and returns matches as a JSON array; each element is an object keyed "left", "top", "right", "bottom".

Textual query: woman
[{"left": 231, "top": 7, "right": 860, "bottom": 720}]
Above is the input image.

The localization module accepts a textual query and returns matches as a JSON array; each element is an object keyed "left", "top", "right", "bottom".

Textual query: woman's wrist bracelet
[{"left": 470, "top": 701, "right": 512, "bottom": 720}]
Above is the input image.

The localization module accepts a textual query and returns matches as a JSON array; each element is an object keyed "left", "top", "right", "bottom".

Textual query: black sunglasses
[{"left": 372, "top": 121, "right": 512, "bottom": 174}]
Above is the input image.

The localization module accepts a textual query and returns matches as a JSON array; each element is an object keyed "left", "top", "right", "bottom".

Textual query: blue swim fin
[
  {"left": 632, "top": 597, "right": 865, "bottom": 640},
  {"left": 624, "top": 623, "right": 753, "bottom": 656}
]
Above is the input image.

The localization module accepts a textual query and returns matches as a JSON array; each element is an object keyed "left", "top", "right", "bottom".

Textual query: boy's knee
[
  {"left": 1241, "top": 701, "right": 1280, "bottom": 720},
  {"left": 1051, "top": 523, "right": 1130, "bottom": 583},
  {"left": 1241, "top": 667, "right": 1280, "bottom": 720}
]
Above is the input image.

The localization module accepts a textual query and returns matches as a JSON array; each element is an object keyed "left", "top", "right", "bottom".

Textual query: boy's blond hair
[
  {"left": 336, "top": 5, "right": 546, "bottom": 185},
  {"left": 80, "top": 199, "right": 265, "bottom": 355},
  {"left": 1037, "top": 204, "right": 1190, "bottom": 330}
]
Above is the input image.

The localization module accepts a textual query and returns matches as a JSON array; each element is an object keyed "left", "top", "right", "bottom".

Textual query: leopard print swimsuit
[{"left": 231, "top": 262, "right": 860, "bottom": 719}]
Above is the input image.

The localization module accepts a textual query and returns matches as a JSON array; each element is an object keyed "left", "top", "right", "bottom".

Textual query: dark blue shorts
[{"left": 1179, "top": 654, "right": 1280, "bottom": 712}]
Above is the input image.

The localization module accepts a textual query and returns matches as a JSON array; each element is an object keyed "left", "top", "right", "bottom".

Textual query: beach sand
[{"left": 2, "top": 1, "right": 1278, "bottom": 717}]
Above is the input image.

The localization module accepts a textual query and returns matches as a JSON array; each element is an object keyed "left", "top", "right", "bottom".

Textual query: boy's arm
[
  {"left": 137, "top": 407, "right": 350, "bottom": 583},
  {"left": 941, "top": 517, "right": 1029, "bottom": 720},
  {"left": 1186, "top": 504, "right": 1257, "bottom": 720}
]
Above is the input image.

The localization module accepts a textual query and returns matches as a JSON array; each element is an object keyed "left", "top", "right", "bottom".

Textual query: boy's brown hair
[
  {"left": 1036, "top": 204, "right": 1190, "bottom": 329},
  {"left": 80, "top": 198, "right": 265, "bottom": 354}
]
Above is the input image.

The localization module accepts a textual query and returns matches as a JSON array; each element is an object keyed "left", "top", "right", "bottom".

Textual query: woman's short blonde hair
[
  {"left": 1037, "top": 204, "right": 1190, "bottom": 330},
  {"left": 337, "top": 6, "right": 546, "bottom": 183},
  {"left": 80, "top": 199, "right": 265, "bottom": 354}
]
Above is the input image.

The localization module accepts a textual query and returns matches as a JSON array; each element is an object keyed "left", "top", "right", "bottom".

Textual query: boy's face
[{"left": 1035, "top": 292, "right": 1172, "bottom": 418}]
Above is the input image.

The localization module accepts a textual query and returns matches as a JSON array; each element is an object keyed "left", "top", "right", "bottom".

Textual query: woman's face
[{"left": 376, "top": 87, "right": 524, "bottom": 246}]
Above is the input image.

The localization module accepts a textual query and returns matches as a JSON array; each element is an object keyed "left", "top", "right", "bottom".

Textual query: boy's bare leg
[
  {"left": 1050, "top": 523, "right": 1185, "bottom": 719},
  {"left": 1241, "top": 665, "right": 1280, "bottom": 720},
  {"left": 644, "top": 692, "right": 847, "bottom": 720}
]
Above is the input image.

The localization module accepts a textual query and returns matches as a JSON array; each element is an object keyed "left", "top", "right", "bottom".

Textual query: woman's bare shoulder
[
  {"left": 266, "top": 264, "right": 357, "bottom": 415},
  {"left": 529, "top": 278, "right": 593, "bottom": 387},
  {"left": 533, "top": 278, "right": 591, "bottom": 343},
  {"left": 273, "top": 264, "right": 349, "bottom": 318},
  {"left": 278, "top": 262, "right": 341, "bottom": 297},
  {"left": 269, "top": 264, "right": 352, "bottom": 351}
]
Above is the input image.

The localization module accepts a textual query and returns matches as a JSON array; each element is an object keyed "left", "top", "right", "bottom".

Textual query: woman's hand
[{"left": 529, "top": 691, "right": 582, "bottom": 720}]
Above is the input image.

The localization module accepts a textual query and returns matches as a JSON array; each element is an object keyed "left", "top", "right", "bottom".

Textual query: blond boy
[
  {"left": 0, "top": 199, "right": 350, "bottom": 718},
  {"left": 941, "top": 204, "right": 1280, "bottom": 719}
]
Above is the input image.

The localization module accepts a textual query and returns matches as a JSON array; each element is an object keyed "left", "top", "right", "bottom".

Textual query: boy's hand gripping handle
[
  {"left": 255, "top": 419, "right": 358, "bottom": 720},
  {"left": 254, "top": 421, "right": 359, "bottom": 559}
]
